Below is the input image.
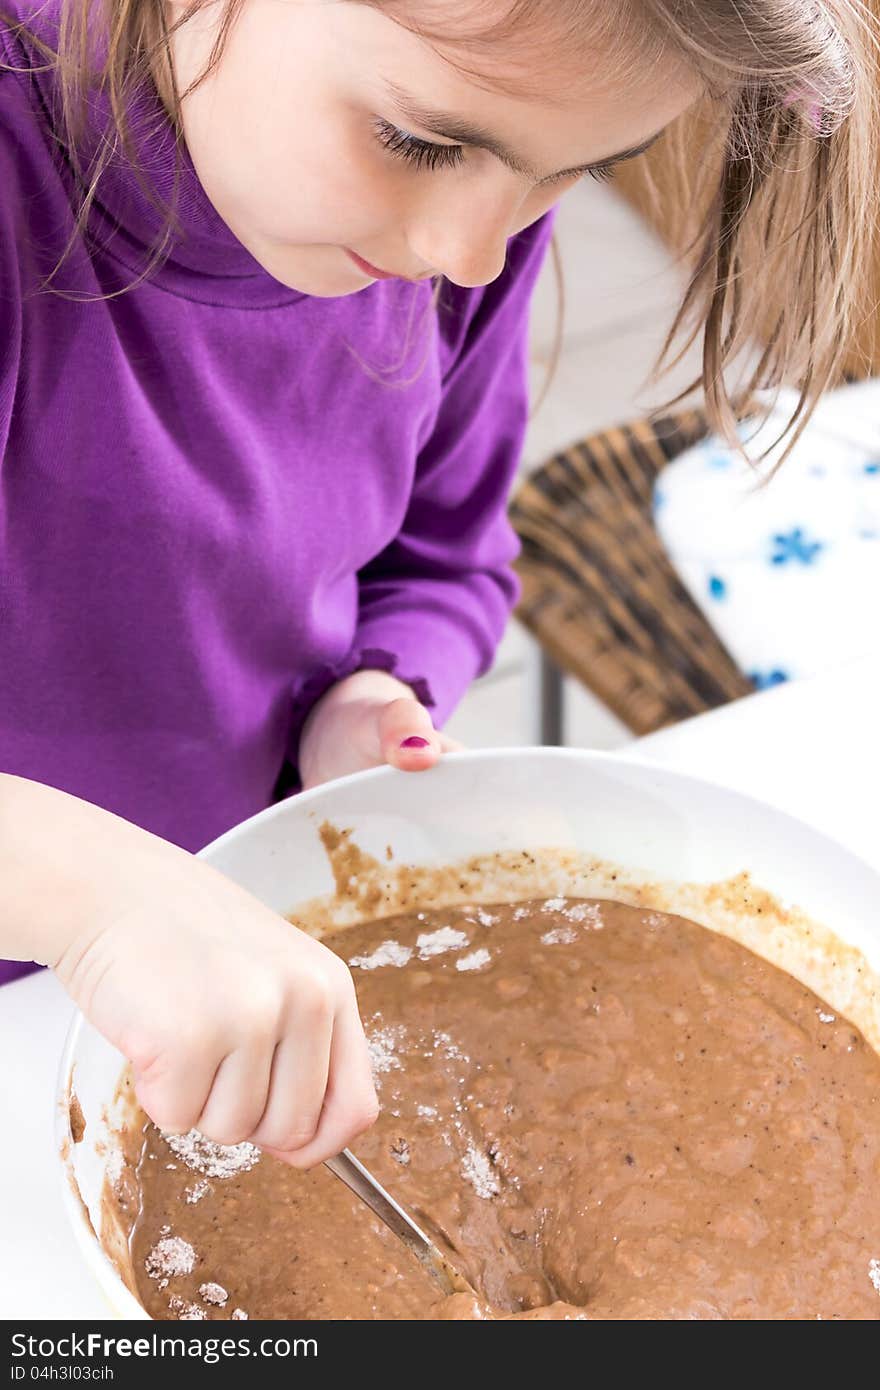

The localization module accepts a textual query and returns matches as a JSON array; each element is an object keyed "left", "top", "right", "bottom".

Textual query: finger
[
  {"left": 194, "top": 1041, "right": 275, "bottom": 1146},
  {"left": 379, "top": 697, "right": 441, "bottom": 771},
  {"left": 248, "top": 1017, "right": 333, "bottom": 1153},
  {"left": 135, "top": 1044, "right": 221, "bottom": 1137},
  {"left": 438, "top": 733, "right": 464, "bottom": 754},
  {"left": 265, "top": 990, "right": 378, "bottom": 1169}
]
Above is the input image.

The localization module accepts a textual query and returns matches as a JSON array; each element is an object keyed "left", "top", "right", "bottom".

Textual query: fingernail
[{"left": 400, "top": 735, "right": 430, "bottom": 749}]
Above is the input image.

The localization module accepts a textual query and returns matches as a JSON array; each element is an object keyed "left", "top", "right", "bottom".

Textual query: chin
[
  {"left": 248, "top": 239, "right": 370, "bottom": 298},
  {"left": 291, "top": 280, "right": 371, "bottom": 299}
]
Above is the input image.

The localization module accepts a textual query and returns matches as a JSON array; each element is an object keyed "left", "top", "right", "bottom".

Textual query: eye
[
  {"left": 585, "top": 161, "right": 619, "bottom": 183},
  {"left": 373, "top": 117, "right": 465, "bottom": 173}
]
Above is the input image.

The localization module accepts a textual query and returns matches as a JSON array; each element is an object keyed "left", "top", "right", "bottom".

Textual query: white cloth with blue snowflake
[{"left": 653, "top": 381, "right": 880, "bottom": 690}]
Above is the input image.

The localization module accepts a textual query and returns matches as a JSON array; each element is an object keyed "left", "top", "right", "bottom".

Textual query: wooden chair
[{"left": 510, "top": 408, "right": 755, "bottom": 741}]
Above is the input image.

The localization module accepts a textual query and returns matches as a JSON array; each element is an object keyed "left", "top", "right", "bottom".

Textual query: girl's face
[{"left": 169, "top": 0, "right": 699, "bottom": 295}]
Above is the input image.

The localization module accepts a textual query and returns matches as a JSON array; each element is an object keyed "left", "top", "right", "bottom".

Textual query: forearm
[{"left": 0, "top": 773, "right": 186, "bottom": 970}]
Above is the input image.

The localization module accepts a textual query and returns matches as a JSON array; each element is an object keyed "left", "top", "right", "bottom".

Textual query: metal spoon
[{"left": 325, "top": 1148, "right": 470, "bottom": 1298}]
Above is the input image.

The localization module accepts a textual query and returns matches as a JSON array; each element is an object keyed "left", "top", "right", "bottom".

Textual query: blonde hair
[
  {"left": 4, "top": 0, "right": 879, "bottom": 451},
  {"left": 643, "top": 0, "right": 880, "bottom": 456}
]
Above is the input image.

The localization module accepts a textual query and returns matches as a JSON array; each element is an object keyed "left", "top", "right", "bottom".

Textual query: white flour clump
[
  {"left": 541, "top": 926, "right": 577, "bottom": 946},
  {"left": 145, "top": 1236, "right": 196, "bottom": 1282},
  {"left": 471, "top": 908, "right": 499, "bottom": 928},
  {"left": 199, "top": 1282, "right": 228, "bottom": 1307},
  {"left": 367, "top": 1024, "right": 405, "bottom": 1076},
  {"left": 461, "top": 1144, "right": 500, "bottom": 1199},
  {"left": 432, "top": 1030, "right": 466, "bottom": 1062},
  {"left": 184, "top": 1180, "right": 210, "bottom": 1205},
  {"left": 456, "top": 949, "right": 491, "bottom": 973},
  {"left": 231, "top": 1308, "right": 249, "bottom": 1320},
  {"left": 541, "top": 897, "right": 568, "bottom": 913},
  {"left": 565, "top": 902, "right": 604, "bottom": 927},
  {"left": 349, "top": 940, "right": 413, "bottom": 970},
  {"left": 816, "top": 1008, "right": 836, "bottom": 1024},
  {"left": 869, "top": 1259, "right": 880, "bottom": 1295},
  {"left": 417, "top": 1104, "right": 438, "bottom": 1119},
  {"left": 164, "top": 1130, "right": 260, "bottom": 1179},
  {"left": 168, "top": 1295, "right": 206, "bottom": 1321},
  {"left": 417, "top": 927, "right": 469, "bottom": 959}
]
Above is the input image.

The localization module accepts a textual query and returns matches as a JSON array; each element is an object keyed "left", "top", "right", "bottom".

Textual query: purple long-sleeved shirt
[{"left": 0, "top": 4, "right": 553, "bottom": 984}]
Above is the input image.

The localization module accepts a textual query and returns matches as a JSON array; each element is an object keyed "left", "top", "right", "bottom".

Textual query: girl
[{"left": 0, "top": 0, "right": 874, "bottom": 1168}]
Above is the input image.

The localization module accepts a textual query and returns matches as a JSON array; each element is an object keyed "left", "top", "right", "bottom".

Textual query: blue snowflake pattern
[
  {"left": 748, "top": 669, "right": 790, "bottom": 691},
  {"left": 708, "top": 574, "right": 727, "bottom": 600},
  {"left": 770, "top": 528, "right": 824, "bottom": 566},
  {"left": 864, "top": 461, "right": 880, "bottom": 475},
  {"left": 706, "top": 451, "right": 732, "bottom": 470}
]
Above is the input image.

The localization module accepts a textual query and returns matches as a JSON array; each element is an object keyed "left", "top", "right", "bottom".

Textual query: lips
[
  {"left": 346, "top": 249, "right": 434, "bottom": 282},
  {"left": 345, "top": 249, "right": 399, "bottom": 280}
]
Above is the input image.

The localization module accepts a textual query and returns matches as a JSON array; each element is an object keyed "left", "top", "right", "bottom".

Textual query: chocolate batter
[{"left": 129, "top": 898, "right": 880, "bottom": 1320}]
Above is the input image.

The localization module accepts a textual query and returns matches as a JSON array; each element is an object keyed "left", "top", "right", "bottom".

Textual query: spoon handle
[{"left": 324, "top": 1148, "right": 463, "bottom": 1297}]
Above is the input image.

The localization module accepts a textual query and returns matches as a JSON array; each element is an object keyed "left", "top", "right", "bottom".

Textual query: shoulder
[{"left": 435, "top": 209, "right": 557, "bottom": 372}]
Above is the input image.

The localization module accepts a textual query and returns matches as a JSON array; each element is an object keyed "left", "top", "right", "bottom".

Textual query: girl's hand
[
  {"left": 60, "top": 845, "right": 378, "bottom": 1162},
  {"left": 298, "top": 670, "right": 462, "bottom": 790},
  {"left": 57, "top": 846, "right": 378, "bottom": 1168},
  {"left": 0, "top": 772, "right": 378, "bottom": 1170}
]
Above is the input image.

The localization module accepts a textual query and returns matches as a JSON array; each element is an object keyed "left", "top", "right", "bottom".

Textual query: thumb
[{"left": 378, "top": 698, "right": 442, "bottom": 772}]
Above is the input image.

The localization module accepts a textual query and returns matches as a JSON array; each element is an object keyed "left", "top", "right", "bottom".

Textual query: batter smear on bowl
[{"left": 129, "top": 898, "right": 880, "bottom": 1320}]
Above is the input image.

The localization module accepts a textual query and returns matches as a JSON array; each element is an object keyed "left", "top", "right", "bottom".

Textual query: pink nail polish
[{"left": 400, "top": 735, "right": 430, "bottom": 749}]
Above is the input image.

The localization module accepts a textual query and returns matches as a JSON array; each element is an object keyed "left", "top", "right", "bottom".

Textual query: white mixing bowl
[{"left": 55, "top": 748, "right": 880, "bottom": 1318}]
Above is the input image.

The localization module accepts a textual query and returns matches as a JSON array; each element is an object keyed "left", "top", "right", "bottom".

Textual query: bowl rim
[
  {"left": 55, "top": 743, "right": 880, "bottom": 1319},
  {"left": 185, "top": 744, "right": 880, "bottom": 880},
  {"left": 55, "top": 1024, "right": 150, "bottom": 1319}
]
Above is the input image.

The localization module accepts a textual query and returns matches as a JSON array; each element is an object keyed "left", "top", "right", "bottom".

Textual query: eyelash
[
  {"left": 373, "top": 117, "right": 621, "bottom": 184},
  {"left": 585, "top": 162, "right": 618, "bottom": 183},
  {"left": 374, "top": 118, "right": 465, "bottom": 172}
]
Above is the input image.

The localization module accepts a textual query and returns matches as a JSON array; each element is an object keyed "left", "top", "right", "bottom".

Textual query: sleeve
[{"left": 346, "top": 209, "right": 556, "bottom": 725}]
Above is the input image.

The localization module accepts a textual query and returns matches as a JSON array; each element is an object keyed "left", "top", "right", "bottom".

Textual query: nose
[{"left": 408, "top": 181, "right": 525, "bottom": 289}]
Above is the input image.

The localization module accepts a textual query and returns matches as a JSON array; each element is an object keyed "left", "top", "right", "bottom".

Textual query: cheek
[
  {"left": 510, "top": 182, "right": 571, "bottom": 235},
  {"left": 259, "top": 127, "right": 403, "bottom": 245},
  {"left": 184, "top": 79, "right": 391, "bottom": 246}
]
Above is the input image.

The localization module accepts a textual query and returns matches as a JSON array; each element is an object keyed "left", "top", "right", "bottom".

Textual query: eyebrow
[{"left": 384, "top": 82, "right": 663, "bottom": 182}]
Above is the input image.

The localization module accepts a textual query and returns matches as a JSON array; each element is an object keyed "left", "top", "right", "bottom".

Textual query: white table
[
  {"left": 630, "top": 655, "right": 879, "bottom": 872},
  {"left": 3, "top": 655, "right": 878, "bottom": 1320}
]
